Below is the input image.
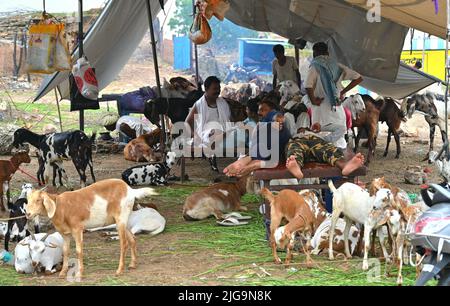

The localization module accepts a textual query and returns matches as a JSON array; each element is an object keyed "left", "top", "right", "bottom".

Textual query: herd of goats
[{"left": 0, "top": 76, "right": 449, "bottom": 284}]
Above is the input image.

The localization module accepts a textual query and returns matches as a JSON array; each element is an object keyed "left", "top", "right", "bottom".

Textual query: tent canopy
[
  {"left": 35, "top": 0, "right": 443, "bottom": 102},
  {"left": 345, "top": 0, "right": 447, "bottom": 39}
]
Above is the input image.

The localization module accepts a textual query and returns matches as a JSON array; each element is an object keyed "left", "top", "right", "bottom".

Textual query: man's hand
[
  {"left": 311, "top": 122, "right": 321, "bottom": 133},
  {"left": 297, "top": 127, "right": 307, "bottom": 134},
  {"left": 312, "top": 97, "right": 324, "bottom": 106}
]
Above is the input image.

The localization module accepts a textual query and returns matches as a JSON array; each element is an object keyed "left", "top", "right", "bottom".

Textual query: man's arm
[
  {"left": 185, "top": 105, "right": 198, "bottom": 138},
  {"left": 295, "top": 69, "right": 301, "bottom": 89},
  {"left": 340, "top": 76, "right": 363, "bottom": 100},
  {"left": 306, "top": 88, "right": 323, "bottom": 106}
]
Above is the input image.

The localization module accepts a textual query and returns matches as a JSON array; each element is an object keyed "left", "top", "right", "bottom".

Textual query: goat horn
[
  {"left": 40, "top": 233, "right": 50, "bottom": 242},
  {"left": 31, "top": 233, "right": 36, "bottom": 241},
  {"left": 46, "top": 243, "right": 58, "bottom": 248}
]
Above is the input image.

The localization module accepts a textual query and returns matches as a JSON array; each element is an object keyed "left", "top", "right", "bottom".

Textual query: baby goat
[{"left": 0, "top": 151, "right": 31, "bottom": 211}]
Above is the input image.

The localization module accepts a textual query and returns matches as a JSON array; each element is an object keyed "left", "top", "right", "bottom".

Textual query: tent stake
[
  {"left": 192, "top": 0, "right": 200, "bottom": 88},
  {"left": 146, "top": 0, "right": 166, "bottom": 152}
]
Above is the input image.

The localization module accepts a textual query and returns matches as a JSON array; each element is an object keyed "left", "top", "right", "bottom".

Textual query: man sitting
[
  {"left": 223, "top": 99, "right": 291, "bottom": 177},
  {"left": 285, "top": 123, "right": 365, "bottom": 180}
]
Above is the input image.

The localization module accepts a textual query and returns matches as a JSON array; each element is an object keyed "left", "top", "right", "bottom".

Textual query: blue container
[
  {"left": 238, "top": 38, "right": 288, "bottom": 75},
  {"left": 173, "top": 36, "right": 191, "bottom": 71},
  {"left": 322, "top": 176, "right": 341, "bottom": 213}
]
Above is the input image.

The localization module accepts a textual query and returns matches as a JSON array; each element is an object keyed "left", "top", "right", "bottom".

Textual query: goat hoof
[
  {"left": 362, "top": 262, "right": 369, "bottom": 271},
  {"left": 115, "top": 269, "right": 124, "bottom": 276},
  {"left": 129, "top": 263, "right": 137, "bottom": 270},
  {"left": 274, "top": 258, "right": 282, "bottom": 264},
  {"left": 329, "top": 255, "right": 335, "bottom": 261},
  {"left": 395, "top": 155, "right": 400, "bottom": 159},
  {"left": 383, "top": 153, "right": 388, "bottom": 157},
  {"left": 59, "top": 271, "right": 68, "bottom": 278}
]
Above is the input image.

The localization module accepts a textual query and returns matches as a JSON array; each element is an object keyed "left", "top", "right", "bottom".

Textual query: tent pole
[
  {"left": 192, "top": 0, "right": 200, "bottom": 88},
  {"left": 146, "top": 0, "right": 166, "bottom": 152},
  {"left": 78, "top": 0, "right": 85, "bottom": 132},
  {"left": 446, "top": 0, "right": 449, "bottom": 156},
  {"left": 54, "top": 88, "right": 63, "bottom": 132}
]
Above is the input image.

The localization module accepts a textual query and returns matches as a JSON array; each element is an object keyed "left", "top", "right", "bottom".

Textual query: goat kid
[
  {"left": 327, "top": 180, "right": 395, "bottom": 270},
  {"left": 0, "top": 151, "right": 31, "bottom": 211},
  {"left": 123, "top": 128, "right": 161, "bottom": 162},
  {"left": 183, "top": 176, "right": 250, "bottom": 221},
  {"left": 122, "top": 152, "right": 177, "bottom": 186},
  {"left": 261, "top": 188, "right": 315, "bottom": 265},
  {"left": 26, "top": 179, "right": 158, "bottom": 279}
]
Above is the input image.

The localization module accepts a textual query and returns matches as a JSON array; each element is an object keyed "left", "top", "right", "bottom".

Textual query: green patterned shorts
[{"left": 286, "top": 135, "right": 344, "bottom": 167}]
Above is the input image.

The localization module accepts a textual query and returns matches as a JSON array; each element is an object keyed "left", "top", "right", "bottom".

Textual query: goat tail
[
  {"left": 129, "top": 187, "right": 159, "bottom": 200},
  {"left": 328, "top": 180, "right": 337, "bottom": 194},
  {"left": 260, "top": 187, "right": 274, "bottom": 203}
]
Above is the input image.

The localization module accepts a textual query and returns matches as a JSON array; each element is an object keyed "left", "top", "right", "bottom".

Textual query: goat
[
  {"left": 25, "top": 179, "right": 158, "bottom": 279},
  {"left": 261, "top": 188, "right": 315, "bottom": 265},
  {"left": 86, "top": 207, "right": 166, "bottom": 239},
  {"left": 122, "top": 151, "right": 177, "bottom": 186},
  {"left": 123, "top": 128, "right": 161, "bottom": 162},
  {"left": 403, "top": 93, "right": 449, "bottom": 161},
  {"left": 327, "top": 180, "right": 395, "bottom": 270},
  {"left": 0, "top": 151, "right": 31, "bottom": 211},
  {"left": 349, "top": 95, "right": 383, "bottom": 164},
  {"left": 182, "top": 176, "right": 250, "bottom": 221},
  {"left": 377, "top": 97, "right": 407, "bottom": 159},
  {"left": 4, "top": 183, "right": 41, "bottom": 251},
  {"left": 12, "top": 128, "right": 96, "bottom": 187},
  {"left": 14, "top": 232, "right": 63, "bottom": 274}
]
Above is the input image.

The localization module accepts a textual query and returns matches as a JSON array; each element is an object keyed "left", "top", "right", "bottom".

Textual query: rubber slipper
[
  {"left": 222, "top": 212, "right": 252, "bottom": 220},
  {"left": 216, "top": 217, "right": 249, "bottom": 226}
]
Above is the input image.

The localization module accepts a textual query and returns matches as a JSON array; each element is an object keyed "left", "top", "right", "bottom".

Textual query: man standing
[
  {"left": 272, "top": 44, "right": 301, "bottom": 89},
  {"left": 305, "top": 42, "right": 363, "bottom": 148}
]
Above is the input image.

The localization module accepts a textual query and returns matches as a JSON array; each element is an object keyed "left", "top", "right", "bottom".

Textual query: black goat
[
  {"left": 12, "top": 128, "right": 96, "bottom": 187},
  {"left": 4, "top": 198, "right": 39, "bottom": 251}
]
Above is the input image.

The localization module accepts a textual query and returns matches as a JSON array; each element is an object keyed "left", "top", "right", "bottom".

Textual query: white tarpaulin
[
  {"left": 34, "top": 0, "right": 166, "bottom": 101},
  {"left": 345, "top": 0, "right": 447, "bottom": 39}
]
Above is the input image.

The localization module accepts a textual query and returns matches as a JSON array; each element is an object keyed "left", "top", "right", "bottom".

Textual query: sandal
[
  {"left": 222, "top": 212, "right": 252, "bottom": 221},
  {"left": 216, "top": 217, "right": 249, "bottom": 226}
]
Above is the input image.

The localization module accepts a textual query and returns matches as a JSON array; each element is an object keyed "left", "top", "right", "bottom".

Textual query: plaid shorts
[{"left": 286, "top": 135, "right": 344, "bottom": 167}]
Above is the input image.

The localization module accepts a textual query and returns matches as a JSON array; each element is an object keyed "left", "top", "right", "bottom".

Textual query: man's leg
[{"left": 285, "top": 138, "right": 308, "bottom": 179}]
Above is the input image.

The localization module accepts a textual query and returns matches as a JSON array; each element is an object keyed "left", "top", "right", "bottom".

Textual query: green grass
[{"left": 0, "top": 265, "right": 22, "bottom": 286}]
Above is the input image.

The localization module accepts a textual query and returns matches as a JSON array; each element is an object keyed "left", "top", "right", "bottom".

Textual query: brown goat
[
  {"left": 0, "top": 151, "right": 31, "bottom": 211},
  {"left": 124, "top": 128, "right": 161, "bottom": 162},
  {"left": 352, "top": 95, "right": 383, "bottom": 164},
  {"left": 378, "top": 97, "right": 407, "bottom": 159}
]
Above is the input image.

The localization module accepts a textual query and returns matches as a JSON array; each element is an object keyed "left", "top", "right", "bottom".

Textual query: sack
[
  {"left": 69, "top": 72, "right": 99, "bottom": 112},
  {"left": 72, "top": 57, "right": 99, "bottom": 101},
  {"left": 189, "top": 12, "right": 212, "bottom": 45},
  {"left": 204, "top": 0, "right": 230, "bottom": 21},
  {"left": 27, "top": 22, "right": 71, "bottom": 74}
]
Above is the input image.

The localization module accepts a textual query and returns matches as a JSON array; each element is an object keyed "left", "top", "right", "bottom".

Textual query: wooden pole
[
  {"left": 146, "top": 0, "right": 166, "bottom": 152},
  {"left": 54, "top": 88, "right": 64, "bottom": 132},
  {"left": 78, "top": 0, "right": 85, "bottom": 131},
  {"left": 192, "top": 0, "right": 200, "bottom": 88}
]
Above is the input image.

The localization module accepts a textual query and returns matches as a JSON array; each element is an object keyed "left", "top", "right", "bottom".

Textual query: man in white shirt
[
  {"left": 305, "top": 42, "right": 363, "bottom": 149},
  {"left": 103, "top": 114, "right": 153, "bottom": 140},
  {"left": 272, "top": 44, "right": 301, "bottom": 89},
  {"left": 185, "top": 76, "right": 231, "bottom": 147}
]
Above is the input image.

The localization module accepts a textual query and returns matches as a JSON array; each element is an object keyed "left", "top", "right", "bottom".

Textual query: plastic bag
[
  {"left": 27, "top": 22, "right": 71, "bottom": 74},
  {"left": 72, "top": 57, "right": 99, "bottom": 101},
  {"left": 189, "top": 12, "right": 212, "bottom": 45},
  {"left": 26, "top": 23, "right": 58, "bottom": 74},
  {"left": 204, "top": 0, "right": 230, "bottom": 21}
]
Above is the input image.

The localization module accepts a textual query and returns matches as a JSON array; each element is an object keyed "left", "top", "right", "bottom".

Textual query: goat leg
[
  {"left": 362, "top": 222, "right": 373, "bottom": 271},
  {"left": 393, "top": 128, "right": 401, "bottom": 159},
  {"left": 383, "top": 129, "right": 392, "bottom": 157},
  {"left": 343, "top": 216, "right": 353, "bottom": 259},
  {"left": 59, "top": 234, "right": 71, "bottom": 278}
]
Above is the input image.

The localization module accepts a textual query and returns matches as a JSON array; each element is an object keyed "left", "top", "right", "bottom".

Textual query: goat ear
[{"left": 42, "top": 193, "right": 56, "bottom": 218}]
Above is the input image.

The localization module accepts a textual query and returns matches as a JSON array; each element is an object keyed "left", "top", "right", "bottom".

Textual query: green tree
[{"left": 167, "top": 0, "right": 193, "bottom": 36}]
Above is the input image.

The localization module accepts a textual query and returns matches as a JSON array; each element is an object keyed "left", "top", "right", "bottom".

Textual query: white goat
[
  {"left": 14, "top": 232, "right": 63, "bottom": 274},
  {"left": 342, "top": 94, "right": 366, "bottom": 120},
  {"left": 86, "top": 207, "right": 166, "bottom": 239},
  {"left": 327, "top": 181, "right": 394, "bottom": 270}
]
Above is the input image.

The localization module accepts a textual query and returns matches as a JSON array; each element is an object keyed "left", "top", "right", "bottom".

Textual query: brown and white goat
[
  {"left": 25, "top": 179, "right": 157, "bottom": 279},
  {"left": 261, "top": 188, "right": 315, "bottom": 265},
  {"left": 0, "top": 151, "right": 31, "bottom": 211},
  {"left": 124, "top": 128, "right": 161, "bottom": 162},
  {"left": 182, "top": 176, "right": 250, "bottom": 221}
]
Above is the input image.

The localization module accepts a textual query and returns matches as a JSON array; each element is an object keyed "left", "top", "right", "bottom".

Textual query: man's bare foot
[
  {"left": 223, "top": 157, "right": 250, "bottom": 177},
  {"left": 286, "top": 155, "right": 303, "bottom": 179},
  {"left": 342, "top": 153, "right": 365, "bottom": 175}
]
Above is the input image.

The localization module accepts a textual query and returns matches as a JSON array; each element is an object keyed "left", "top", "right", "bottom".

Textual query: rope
[
  {"left": 0, "top": 215, "right": 26, "bottom": 222},
  {"left": 17, "top": 167, "right": 41, "bottom": 184}
]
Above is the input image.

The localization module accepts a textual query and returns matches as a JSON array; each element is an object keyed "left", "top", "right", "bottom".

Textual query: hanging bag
[
  {"left": 189, "top": 12, "right": 212, "bottom": 45},
  {"left": 71, "top": 56, "right": 99, "bottom": 101}
]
